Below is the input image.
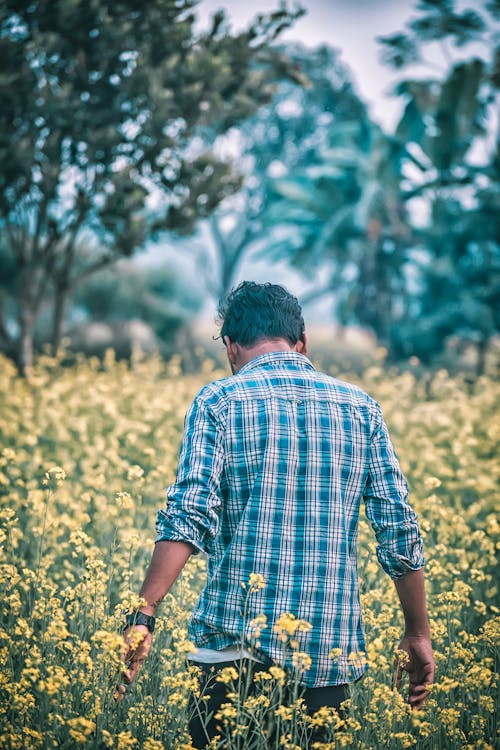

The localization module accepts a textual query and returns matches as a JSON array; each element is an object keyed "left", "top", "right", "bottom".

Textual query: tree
[
  {"left": 191, "top": 43, "right": 367, "bottom": 301},
  {"left": 71, "top": 261, "right": 201, "bottom": 361},
  {"left": 238, "top": 90, "right": 414, "bottom": 354},
  {"left": 0, "top": 0, "right": 302, "bottom": 371},
  {"left": 175, "top": 43, "right": 368, "bottom": 302},
  {"left": 250, "top": 0, "right": 499, "bottom": 366},
  {"left": 378, "top": 0, "right": 500, "bottom": 367},
  {"left": 266, "top": 118, "right": 414, "bottom": 351}
]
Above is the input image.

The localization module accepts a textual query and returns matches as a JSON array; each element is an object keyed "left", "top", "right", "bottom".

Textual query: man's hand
[
  {"left": 113, "top": 540, "right": 193, "bottom": 699},
  {"left": 115, "top": 625, "right": 152, "bottom": 700},
  {"left": 393, "top": 569, "right": 434, "bottom": 709},
  {"left": 396, "top": 634, "right": 435, "bottom": 709}
]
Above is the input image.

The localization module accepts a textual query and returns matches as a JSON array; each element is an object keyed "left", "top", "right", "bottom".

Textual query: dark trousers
[{"left": 187, "top": 659, "right": 349, "bottom": 749}]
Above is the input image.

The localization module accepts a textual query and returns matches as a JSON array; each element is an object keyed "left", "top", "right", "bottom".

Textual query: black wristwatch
[{"left": 122, "top": 611, "right": 156, "bottom": 633}]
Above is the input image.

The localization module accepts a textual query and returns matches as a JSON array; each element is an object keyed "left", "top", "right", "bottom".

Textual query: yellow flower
[
  {"left": 127, "top": 464, "right": 144, "bottom": 481},
  {"left": 248, "top": 613, "right": 267, "bottom": 639},
  {"left": 273, "top": 612, "right": 312, "bottom": 638},
  {"left": 215, "top": 667, "right": 239, "bottom": 684},
  {"left": 395, "top": 649, "right": 410, "bottom": 668},
  {"left": 247, "top": 572, "right": 265, "bottom": 591},
  {"left": 253, "top": 670, "right": 273, "bottom": 683},
  {"left": 309, "top": 705, "right": 344, "bottom": 732},
  {"left": 115, "top": 491, "right": 134, "bottom": 509},
  {"left": 275, "top": 705, "right": 294, "bottom": 721},
  {"left": 143, "top": 740, "right": 166, "bottom": 750},
  {"left": 292, "top": 651, "right": 312, "bottom": 672},
  {"left": 42, "top": 465, "right": 66, "bottom": 486},
  {"left": 244, "top": 694, "right": 271, "bottom": 711},
  {"left": 424, "top": 476, "right": 442, "bottom": 489},
  {"left": 346, "top": 650, "right": 367, "bottom": 671},
  {"left": 215, "top": 702, "right": 238, "bottom": 721},
  {"left": 392, "top": 732, "right": 416, "bottom": 747},
  {"left": 269, "top": 666, "right": 286, "bottom": 684},
  {"left": 116, "top": 731, "right": 139, "bottom": 749},
  {"left": 328, "top": 647, "right": 343, "bottom": 662},
  {"left": 38, "top": 666, "right": 70, "bottom": 695},
  {"left": 67, "top": 717, "right": 95, "bottom": 743}
]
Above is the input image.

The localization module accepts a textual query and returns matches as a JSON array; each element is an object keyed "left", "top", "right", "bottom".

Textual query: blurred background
[{"left": 1, "top": 0, "right": 498, "bottom": 375}]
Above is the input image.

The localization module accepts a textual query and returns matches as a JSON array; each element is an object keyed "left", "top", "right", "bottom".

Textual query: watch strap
[{"left": 123, "top": 611, "right": 156, "bottom": 633}]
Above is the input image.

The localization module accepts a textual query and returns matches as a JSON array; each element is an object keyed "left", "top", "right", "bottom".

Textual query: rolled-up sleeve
[
  {"left": 363, "top": 407, "right": 424, "bottom": 579},
  {"left": 155, "top": 393, "right": 224, "bottom": 555}
]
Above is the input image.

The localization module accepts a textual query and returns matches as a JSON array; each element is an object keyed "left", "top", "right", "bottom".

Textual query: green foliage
[
  {"left": 249, "top": 0, "right": 499, "bottom": 368},
  {"left": 71, "top": 261, "right": 201, "bottom": 358},
  {"left": 379, "top": 0, "right": 487, "bottom": 67},
  {"left": 0, "top": 0, "right": 302, "bottom": 369},
  {"left": 263, "top": 115, "right": 411, "bottom": 349},
  {"left": 190, "top": 43, "right": 367, "bottom": 299},
  {"left": 378, "top": 0, "right": 500, "bottom": 365}
]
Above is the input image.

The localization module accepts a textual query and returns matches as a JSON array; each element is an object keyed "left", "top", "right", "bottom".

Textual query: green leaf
[{"left": 317, "top": 147, "right": 362, "bottom": 170}]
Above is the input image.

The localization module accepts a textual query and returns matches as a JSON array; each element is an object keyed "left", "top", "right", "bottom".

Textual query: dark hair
[{"left": 217, "top": 281, "right": 305, "bottom": 347}]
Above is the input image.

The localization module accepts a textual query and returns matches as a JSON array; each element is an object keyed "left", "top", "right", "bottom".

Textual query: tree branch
[
  {"left": 32, "top": 194, "right": 51, "bottom": 258},
  {"left": 67, "top": 253, "right": 120, "bottom": 292},
  {"left": 300, "top": 285, "right": 334, "bottom": 307},
  {"left": 209, "top": 214, "right": 228, "bottom": 256},
  {"left": 0, "top": 299, "right": 13, "bottom": 345}
]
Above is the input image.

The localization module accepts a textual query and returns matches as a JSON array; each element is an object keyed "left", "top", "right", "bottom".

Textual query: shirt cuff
[
  {"left": 155, "top": 508, "right": 210, "bottom": 556},
  {"left": 377, "top": 544, "right": 425, "bottom": 579}
]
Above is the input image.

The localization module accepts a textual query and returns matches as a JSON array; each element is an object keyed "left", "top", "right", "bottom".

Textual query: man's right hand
[
  {"left": 393, "top": 569, "right": 434, "bottom": 709},
  {"left": 396, "top": 634, "right": 435, "bottom": 709}
]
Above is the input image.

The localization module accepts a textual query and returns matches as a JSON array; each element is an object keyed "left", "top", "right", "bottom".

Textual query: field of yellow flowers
[{"left": 0, "top": 350, "right": 498, "bottom": 749}]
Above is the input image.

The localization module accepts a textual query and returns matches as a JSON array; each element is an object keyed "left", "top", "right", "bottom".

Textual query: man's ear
[
  {"left": 223, "top": 336, "right": 237, "bottom": 365},
  {"left": 295, "top": 332, "right": 308, "bottom": 356}
]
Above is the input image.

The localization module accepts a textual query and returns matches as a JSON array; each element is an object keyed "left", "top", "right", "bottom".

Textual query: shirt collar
[{"left": 237, "top": 350, "right": 315, "bottom": 375}]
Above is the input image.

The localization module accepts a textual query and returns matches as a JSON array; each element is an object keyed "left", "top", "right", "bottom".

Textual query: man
[{"left": 119, "top": 281, "right": 434, "bottom": 747}]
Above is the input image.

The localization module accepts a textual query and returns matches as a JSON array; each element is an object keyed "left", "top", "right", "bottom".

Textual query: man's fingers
[
  {"left": 394, "top": 659, "right": 432, "bottom": 709},
  {"left": 395, "top": 663, "right": 404, "bottom": 690},
  {"left": 409, "top": 692, "right": 431, "bottom": 709},
  {"left": 420, "top": 667, "right": 435, "bottom": 686},
  {"left": 113, "top": 682, "right": 128, "bottom": 702},
  {"left": 123, "top": 658, "right": 145, "bottom": 684},
  {"left": 114, "top": 627, "right": 152, "bottom": 701},
  {"left": 114, "top": 659, "right": 142, "bottom": 700},
  {"left": 409, "top": 681, "right": 432, "bottom": 698},
  {"left": 407, "top": 677, "right": 433, "bottom": 710}
]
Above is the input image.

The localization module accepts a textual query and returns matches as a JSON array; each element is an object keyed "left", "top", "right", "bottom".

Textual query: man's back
[
  {"left": 121, "top": 282, "right": 433, "bottom": 741},
  {"left": 157, "top": 351, "right": 422, "bottom": 687}
]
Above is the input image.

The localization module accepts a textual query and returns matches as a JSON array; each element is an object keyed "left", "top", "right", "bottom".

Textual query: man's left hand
[{"left": 115, "top": 625, "right": 152, "bottom": 700}]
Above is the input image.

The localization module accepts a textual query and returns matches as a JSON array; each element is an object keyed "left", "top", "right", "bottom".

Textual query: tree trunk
[
  {"left": 17, "top": 264, "right": 44, "bottom": 376},
  {"left": 0, "top": 299, "right": 13, "bottom": 348},
  {"left": 220, "top": 249, "right": 240, "bottom": 300},
  {"left": 51, "top": 283, "right": 68, "bottom": 355},
  {"left": 18, "top": 309, "right": 36, "bottom": 376},
  {"left": 476, "top": 337, "right": 488, "bottom": 377}
]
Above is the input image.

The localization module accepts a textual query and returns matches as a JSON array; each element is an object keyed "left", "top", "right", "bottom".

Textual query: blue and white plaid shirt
[{"left": 156, "top": 352, "right": 424, "bottom": 687}]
